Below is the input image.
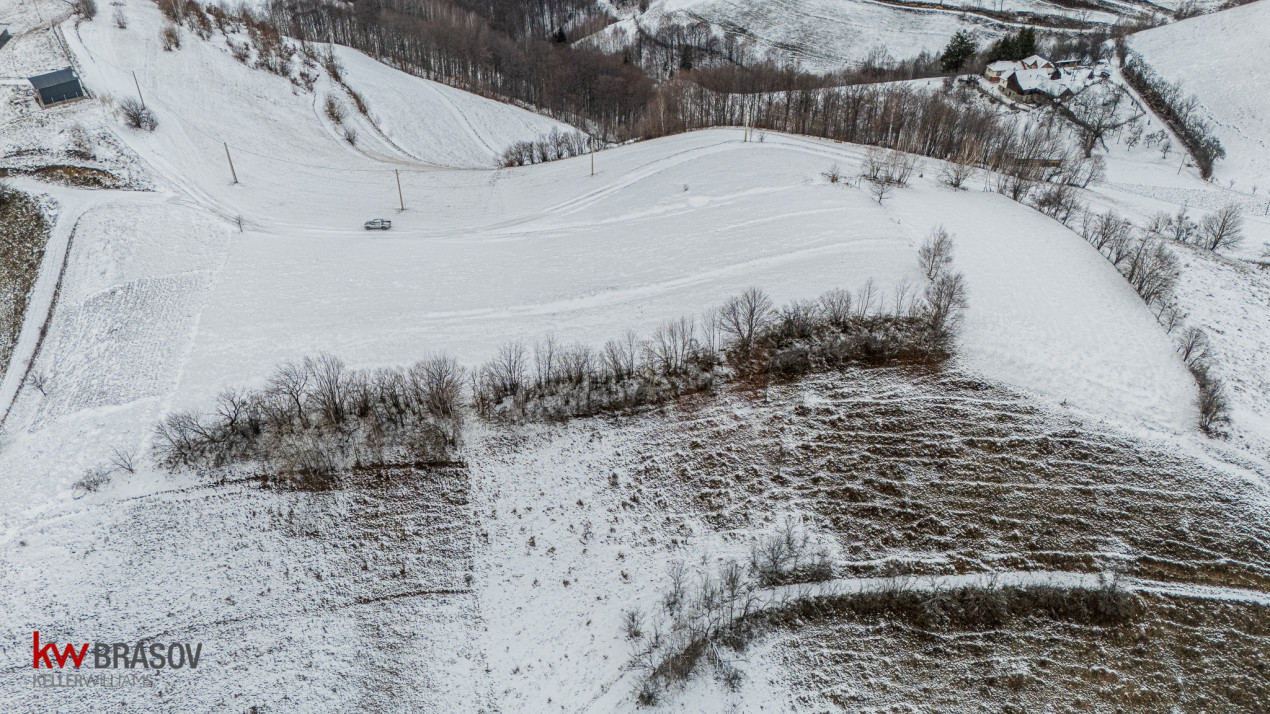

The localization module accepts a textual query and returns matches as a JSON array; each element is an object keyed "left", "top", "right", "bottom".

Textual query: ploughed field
[{"left": 620, "top": 368, "right": 1270, "bottom": 591}]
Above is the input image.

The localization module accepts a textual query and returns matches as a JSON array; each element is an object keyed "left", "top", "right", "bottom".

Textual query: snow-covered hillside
[
  {"left": 1129, "top": 0, "right": 1270, "bottom": 191},
  {"left": 3, "top": 0, "right": 1269, "bottom": 711},
  {"left": 588, "top": 0, "right": 1124, "bottom": 72},
  {"left": 330, "top": 47, "right": 574, "bottom": 169}
]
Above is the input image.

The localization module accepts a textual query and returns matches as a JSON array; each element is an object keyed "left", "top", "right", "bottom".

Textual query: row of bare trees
[
  {"left": 501, "top": 128, "right": 592, "bottom": 167},
  {"left": 1121, "top": 53, "right": 1225, "bottom": 179},
  {"left": 471, "top": 281, "right": 968, "bottom": 422},
  {"left": 154, "top": 354, "right": 465, "bottom": 484},
  {"left": 474, "top": 280, "right": 960, "bottom": 419},
  {"left": 1077, "top": 208, "right": 1231, "bottom": 433},
  {"left": 1148, "top": 204, "right": 1245, "bottom": 252}
]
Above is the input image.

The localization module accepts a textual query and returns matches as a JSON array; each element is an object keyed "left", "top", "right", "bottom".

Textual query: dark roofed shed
[{"left": 29, "top": 68, "right": 85, "bottom": 107}]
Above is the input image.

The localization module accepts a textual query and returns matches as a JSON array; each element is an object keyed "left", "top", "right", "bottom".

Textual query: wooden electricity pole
[
  {"left": 590, "top": 138, "right": 595, "bottom": 176},
  {"left": 132, "top": 71, "right": 146, "bottom": 109},
  {"left": 224, "top": 143, "right": 238, "bottom": 184},
  {"left": 395, "top": 169, "right": 404, "bottom": 211}
]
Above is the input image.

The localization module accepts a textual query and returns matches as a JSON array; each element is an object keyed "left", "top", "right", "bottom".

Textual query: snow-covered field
[
  {"left": 1129, "top": 0, "right": 1270, "bottom": 192},
  {"left": 2, "top": 0, "right": 1268, "bottom": 710}
]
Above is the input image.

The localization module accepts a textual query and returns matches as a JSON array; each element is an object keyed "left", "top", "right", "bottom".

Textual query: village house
[
  {"left": 984, "top": 54, "right": 1105, "bottom": 104},
  {"left": 999, "top": 67, "right": 1074, "bottom": 103},
  {"left": 985, "top": 60, "right": 1020, "bottom": 83},
  {"left": 1020, "top": 54, "right": 1054, "bottom": 70}
]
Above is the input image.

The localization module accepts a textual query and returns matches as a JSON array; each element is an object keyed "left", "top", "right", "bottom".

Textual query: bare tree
[
  {"left": 418, "top": 354, "right": 465, "bottom": 420},
  {"left": 486, "top": 341, "right": 528, "bottom": 399},
  {"left": 603, "top": 333, "right": 638, "bottom": 382},
  {"left": 698, "top": 308, "right": 723, "bottom": 361},
  {"left": 862, "top": 146, "right": 887, "bottom": 181},
  {"left": 718, "top": 288, "right": 773, "bottom": 354},
  {"left": 216, "top": 387, "right": 253, "bottom": 438},
  {"left": 1064, "top": 83, "right": 1141, "bottom": 158},
  {"left": 560, "top": 343, "right": 595, "bottom": 384},
  {"left": 918, "top": 225, "right": 955, "bottom": 280},
  {"left": 1164, "top": 206, "right": 1198, "bottom": 244},
  {"left": 884, "top": 150, "right": 918, "bottom": 186},
  {"left": 110, "top": 446, "right": 137, "bottom": 474},
  {"left": 819, "top": 288, "right": 852, "bottom": 328},
  {"left": 854, "top": 278, "right": 878, "bottom": 318},
  {"left": 939, "top": 152, "right": 978, "bottom": 189},
  {"left": 891, "top": 280, "right": 917, "bottom": 319},
  {"left": 118, "top": 98, "right": 157, "bottom": 131},
  {"left": 1081, "top": 210, "right": 1133, "bottom": 253},
  {"left": 1122, "top": 237, "right": 1178, "bottom": 308},
  {"left": 267, "top": 360, "right": 311, "bottom": 428},
  {"left": 869, "top": 179, "right": 893, "bottom": 204},
  {"left": 534, "top": 333, "right": 559, "bottom": 389},
  {"left": 1198, "top": 204, "right": 1244, "bottom": 251},
  {"left": 1177, "top": 326, "right": 1208, "bottom": 365},
  {"left": 924, "top": 272, "right": 968, "bottom": 338},
  {"left": 309, "top": 353, "right": 350, "bottom": 427},
  {"left": 1194, "top": 365, "right": 1230, "bottom": 434},
  {"left": 651, "top": 317, "right": 695, "bottom": 375}
]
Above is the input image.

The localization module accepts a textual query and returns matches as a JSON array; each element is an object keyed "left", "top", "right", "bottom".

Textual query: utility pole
[
  {"left": 590, "top": 137, "right": 595, "bottom": 176},
  {"left": 132, "top": 71, "right": 145, "bottom": 109},
  {"left": 395, "top": 169, "right": 404, "bottom": 211},
  {"left": 224, "top": 143, "right": 238, "bottom": 184}
]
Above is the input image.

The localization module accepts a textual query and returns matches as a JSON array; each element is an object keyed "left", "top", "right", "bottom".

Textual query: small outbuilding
[
  {"left": 0, "top": 23, "right": 12, "bottom": 51},
  {"left": 29, "top": 68, "right": 85, "bottom": 107}
]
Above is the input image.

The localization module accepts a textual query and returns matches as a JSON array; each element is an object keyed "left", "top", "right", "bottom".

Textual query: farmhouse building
[
  {"left": 985, "top": 60, "right": 1021, "bottom": 82},
  {"left": 28, "top": 68, "right": 84, "bottom": 107},
  {"left": 1000, "top": 68, "right": 1073, "bottom": 103},
  {"left": 1020, "top": 55, "right": 1055, "bottom": 70}
]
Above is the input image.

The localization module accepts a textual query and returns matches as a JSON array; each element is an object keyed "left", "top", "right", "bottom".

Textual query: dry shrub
[{"left": 161, "top": 24, "right": 181, "bottom": 51}]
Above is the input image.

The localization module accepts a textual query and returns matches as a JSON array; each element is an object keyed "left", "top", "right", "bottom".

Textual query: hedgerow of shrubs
[
  {"left": 154, "top": 354, "right": 465, "bottom": 486},
  {"left": 472, "top": 276, "right": 966, "bottom": 423}
]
